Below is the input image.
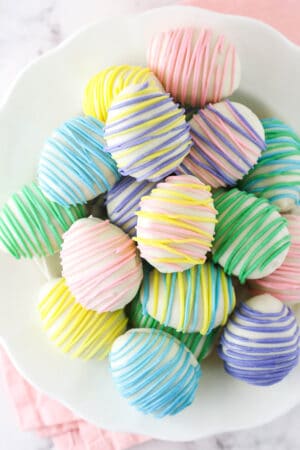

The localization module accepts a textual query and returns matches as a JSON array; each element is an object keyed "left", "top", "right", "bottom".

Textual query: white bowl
[{"left": 0, "top": 5, "right": 300, "bottom": 442}]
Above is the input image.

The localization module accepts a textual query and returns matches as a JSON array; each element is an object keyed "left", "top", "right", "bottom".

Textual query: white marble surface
[{"left": 0, "top": 0, "right": 300, "bottom": 449}]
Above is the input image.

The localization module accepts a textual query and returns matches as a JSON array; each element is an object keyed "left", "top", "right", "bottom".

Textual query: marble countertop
[{"left": 0, "top": 1, "right": 300, "bottom": 449}]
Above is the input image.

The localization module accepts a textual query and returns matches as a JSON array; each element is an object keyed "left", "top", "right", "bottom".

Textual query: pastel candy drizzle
[
  {"left": 248, "top": 215, "right": 300, "bottom": 303},
  {"left": 178, "top": 101, "right": 265, "bottom": 188},
  {"left": 239, "top": 118, "right": 300, "bottom": 211},
  {"left": 61, "top": 217, "right": 143, "bottom": 313},
  {"left": 218, "top": 297, "right": 300, "bottom": 386},
  {"left": 128, "top": 296, "right": 219, "bottom": 362},
  {"left": 38, "top": 116, "right": 120, "bottom": 207},
  {"left": 212, "top": 188, "right": 291, "bottom": 283},
  {"left": 147, "top": 28, "right": 240, "bottom": 107},
  {"left": 134, "top": 175, "right": 217, "bottom": 273},
  {"left": 0, "top": 182, "right": 86, "bottom": 259},
  {"left": 83, "top": 65, "right": 158, "bottom": 122},
  {"left": 38, "top": 278, "right": 127, "bottom": 360},
  {"left": 138, "top": 261, "right": 235, "bottom": 334},
  {"left": 109, "top": 328, "right": 201, "bottom": 417},
  {"left": 106, "top": 176, "right": 156, "bottom": 237},
  {"left": 104, "top": 83, "right": 192, "bottom": 182}
]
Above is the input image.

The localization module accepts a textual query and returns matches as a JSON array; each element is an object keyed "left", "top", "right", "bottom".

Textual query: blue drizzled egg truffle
[
  {"left": 38, "top": 116, "right": 120, "bottom": 207},
  {"left": 104, "top": 82, "right": 192, "bottom": 182},
  {"left": 109, "top": 328, "right": 201, "bottom": 417},
  {"left": 239, "top": 118, "right": 300, "bottom": 212},
  {"left": 106, "top": 176, "right": 156, "bottom": 237},
  {"left": 218, "top": 294, "right": 300, "bottom": 386}
]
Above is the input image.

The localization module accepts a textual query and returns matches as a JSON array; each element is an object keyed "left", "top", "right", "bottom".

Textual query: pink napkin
[{"left": 1, "top": 2, "right": 298, "bottom": 450}]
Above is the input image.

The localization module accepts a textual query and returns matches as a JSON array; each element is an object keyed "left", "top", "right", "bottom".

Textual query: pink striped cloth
[{"left": 1, "top": 2, "right": 298, "bottom": 449}]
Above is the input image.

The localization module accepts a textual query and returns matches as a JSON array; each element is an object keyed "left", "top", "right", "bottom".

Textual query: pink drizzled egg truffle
[
  {"left": 178, "top": 100, "right": 265, "bottom": 188},
  {"left": 134, "top": 175, "right": 217, "bottom": 273},
  {"left": 61, "top": 217, "right": 143, "bottom": 312},
  {"left": 248, "top": 214, "right": 300, "bottom": 303},
  {"left": 147, "top": 28, "right": 241, "bottom": 108}
]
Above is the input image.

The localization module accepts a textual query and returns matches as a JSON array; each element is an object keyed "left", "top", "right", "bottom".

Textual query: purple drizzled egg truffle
[
  {"left": 177, "top": 100, "right": 265, "bottom": 188},
  {"left": 104, "top": 82, "right": 192, "bottom": 182},
  {"left": 218, "top": 294, "right": 300, "bottom": 386}
]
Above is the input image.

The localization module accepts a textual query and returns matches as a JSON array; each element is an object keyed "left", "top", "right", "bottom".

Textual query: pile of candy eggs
[{"left": 1, "top": 25, "right": 300, "bottom": 420}]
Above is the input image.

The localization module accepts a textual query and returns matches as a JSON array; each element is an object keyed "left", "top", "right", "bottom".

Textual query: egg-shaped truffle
[
  {"left": 128, "top": 296, "right": 219, "bottom": 362},
  {"left": 61, "top": 217, "right": 143, "bottom": 312},
  {"left": 239, "top": 118, "right": 300, "bottom": 212},
  {"left": 178, "top": 101, "right": 265, "bottom": 188},
  {"left": 147, "top": 27, "right": 241, "bottom": 107},
  {"left": 134, "top": 175, "right": 217, "bottom": 272},
  {"left": 248, "top": 214, "right": 300, "bottom": 303},
  {"left": 212, "top": 188, "right": 291, "bottom": 282},
  {"left": 109, "top": 328, "right": 201, "bottom": 417},
  {"left": 0, "top": 182, "right": 86, "bottom": 259},
  {"left": 105, "top": 83, "right": 192, "bottom": 182},
  {"left": 218, "top": 294, "right": 300, "bottom": 386},
  {"left": 38, "top": 116, "right": 120, "bottom": 207},
  {"left": 106, "top": 176, "right": 156, "bottom": 237},
  {"left": 83, "top": 65, "right": 161, "bottom": 122},
  {"left": 137, "top": 261, "right": 235, "bottom": 333},
  {"left": 38, "top": 278, "right": 127, "bottom": 359}
]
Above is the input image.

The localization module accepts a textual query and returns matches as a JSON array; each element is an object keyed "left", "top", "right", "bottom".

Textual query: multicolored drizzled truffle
[
  {"left": 178, "top": 101, "right": 265, "bottom": 188},
  {"left": 218, "top": 295, "right": 300, "bottom": 386},
  {"left": 109, "top": 328, "right": 201, "bottom": 417},
  {"left": 212, "top": 188, "right": 291, "bottom": 282},
  {"left": 248, "top": 214, "right": 300, "bottom": 303},
  {"left": 134, "top": 175, "right": 217, "bottom": 273},
  {"left": 0, "top": 182, "right": 86, "bottom": 259},
  {"left": 38, "top": 116, "right": 120, "bottom": 207},
  {"left": 106, "top": 176, "right": 157, "bottom": 237},
  {"left": 61, "top": 217, "right": 143, "bottom": 313},
  {"left": 128, "top": 296, "right": 219, "bottom": 362},
  {"left": 239, "top": 118, "right": 300, "bottom": 212},
  {"left": 104, "top": 83, "right": 192, "bottom": 182},
  {"left": 137, "top": 261, "right": 235, "bottom": 334},
  {"left": 147, "top": 27, "right": 241, "bottom": 107},
  {"left": 83, "top": 65, "right": 162, "bottom": 122},
  {"left": 38, "top": 278, "right": 127, "bottom": 360}
]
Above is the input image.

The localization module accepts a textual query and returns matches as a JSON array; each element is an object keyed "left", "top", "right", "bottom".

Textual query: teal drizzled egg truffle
[
  {"left": 106, "top": 176, "right": 157, "bottom": 237},
  {"left": 128, "top": 296, "right": 219, "bottom": 362},
  {"left": 109, "top": 328, "right": 201, "bottom": 417},
  {"left": 0, "top": 182, "right": 86, "bottom": 259},
  {"left": 104, "top": 82, "right": 192, "bottom": 182},
  {"left": 136, "top": 261, "right": 235, "bottom": 334},
  {"left": 239, "top": 118, "right": 300, "bottom": 212},
  {"left": 218, "top": 294, "right": 300, "bottom": 386},
  {"left": 38, "top": 116, "right": 120, "bottom": 207}
]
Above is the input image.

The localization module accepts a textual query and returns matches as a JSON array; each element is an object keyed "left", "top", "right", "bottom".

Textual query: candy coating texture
[
  {"left": 239, "top": 118, "right": 300, "bottom": 212},
  {"left": 61, "top": 217, "right": 143, "bottom": 312},
  {"left": 218, "top": 295, "right": 300, "bottom": 386},
  {"left": 135, "top": 175, "right": 217, "bottom": 272},
  {"left": 178, "top": 101, "right": 265, "bottom": 188},
  {"left": 248, "top": 214, "right": 300, "bottom": 303},
  {"left": 212, "top": 188, "right": 291, "bottom": 282},
  {"left": 38, "top": 116, "right": 120, "bottom": 207},
  {"left": 38, "top": 278, "right": 127, "bottom": 360},
  {"left": 105, "top": 83, "right": 192, "bottom": 181},
  {"left": 106, "top": 176, "right": 156, "bottom": 237},
  {"left": 147, "top": 27, "right": 241, "bottom": 107},
  {"left": 137, "top": 261, "right": 235, "bottom": 334},
  {"left": 0, "top": 182, "right": 86, "bottom": 259},
  {"left": 109, "top": 328, "right": 201, "bottom": 417}
]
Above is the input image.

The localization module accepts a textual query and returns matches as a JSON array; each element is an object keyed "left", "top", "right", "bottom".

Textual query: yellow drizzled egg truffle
[
  {"left": 134, "top": 175, "right": 217, "bottom": 273},
  {"left": 104, "top": 83, "right": 192, "bottom": 182},
  {"left": 38, "top": 278, "right": 127, "bottom": 360},
  {"left": 137, "top": 261, "right": 235, "bottom": 334},
  {"left": 83, "top": 65, "right": 162, "bottom": 122}
]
